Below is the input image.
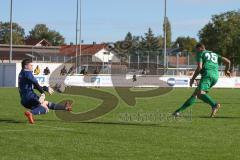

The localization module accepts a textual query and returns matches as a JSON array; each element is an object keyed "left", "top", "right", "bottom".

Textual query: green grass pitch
[{"left": 0, "top": 87, "right": 240, "bottom": 160}]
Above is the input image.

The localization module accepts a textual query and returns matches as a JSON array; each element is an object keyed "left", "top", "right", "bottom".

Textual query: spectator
[
  {"left": 43, "top": 67, "right": 50, "bottom": 75},
  {"left": 142, "top": 68, "right": 146, "bottom": 75},
  {"left": 132, "top": 74, "right": 137, "bottom": 82},
  {"left": 80, "top": 68, "right": 87, "bottom": 75},
  {"left": 34, "top": 65, "right": 40, "bottom": 75},
  {"left": 60, "top": 66, "right": 67, "bottom": 76},
  {"left": 68, "top": 65, "right": 75, "bottom": 75},
  {"left": 93, "top": 68, "right": 99, "bottom": 74}
]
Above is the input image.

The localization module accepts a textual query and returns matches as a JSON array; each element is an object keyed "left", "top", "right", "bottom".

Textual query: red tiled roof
[
  {"left": 60, "top": 44, "right": 107, "bottom": 56},
  {"left": 0, "top": 44, "right": 59, "bottom": 60},
  {"left": 25, "top": 39, "right": 51, "bottom": 46}
]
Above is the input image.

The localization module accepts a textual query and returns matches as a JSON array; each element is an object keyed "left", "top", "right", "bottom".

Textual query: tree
[
  {"left": 114, "top": 29, "right": 163, "bottom": 58},
  {"left": 0, "top": 22, "right": 25, "bottom": 45},
  {"left": 140, "top": 28, "right": 161, "bottom": 57},
  {"left": 141, "top": 28, "right": 161, "bottom": 53},
  {"left": 113, "top": 32, "right": 141, "bottom": 57},
  {"left": 199, "top": 10, "right": 240, "bottom": 66},
  {"left": 163, "top": 17, "right": 172, "bottom": 48},
  {"left": 157, "top": 35, "right": 164, "bottom": 48},
  {"left": 124, "top": 32, "right": 133, "bottom": 41},
  {"left": 28, "top": 24, "right": 65, "bottom": 46},
  {"left": 173, "top": 36, "right": 197, "bottom": 52},
  {"left": 124, "top": 32, "right": 142, "bottom": 55}
]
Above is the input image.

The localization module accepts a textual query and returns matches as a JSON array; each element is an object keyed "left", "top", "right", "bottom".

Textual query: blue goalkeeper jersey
[{"left": 18, "top": 69, "right": 44, "bottom": 106}]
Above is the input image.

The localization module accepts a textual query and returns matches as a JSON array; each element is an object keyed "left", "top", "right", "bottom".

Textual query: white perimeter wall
[{"left": 0, "top": 63, "right": 240, "bottom": 88}]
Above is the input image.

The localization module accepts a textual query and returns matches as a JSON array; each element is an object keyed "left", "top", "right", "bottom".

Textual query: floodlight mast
[
  {"left": 163, "top": 0, "right": 167, "bottom": 71},
  {"left": 79, "top": 0, "right": 82, "bottom": 71},
  {"left": 75, "top": 0, "right": 79, "bottom": 73},
  {"left": 9, "top": 0, "right": 13, "bottom": 63},
  {"left": 75, "top": 0, "right": 82, "bottom": 74}
]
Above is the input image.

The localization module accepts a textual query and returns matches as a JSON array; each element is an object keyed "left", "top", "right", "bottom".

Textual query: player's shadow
[
  {"left": 80, "top": 121, "right": 190, "bottom": 129},
  {"left": 0, "top": 118, "right": 25, "bottom": 124},
  {"left": 199, "top": 116, "right": 240, "bottom": 119},
  {"left": 82, "top": 121, "right": 161, "bottom": 127},
  {"left": 220, "top": 102, "right": 240, "bottom": 105}
]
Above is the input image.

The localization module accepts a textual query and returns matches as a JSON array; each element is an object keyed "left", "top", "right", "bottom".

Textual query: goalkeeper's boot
[
  {"left": 24, "top": 111, "right": 34, "bottom": 124},
  {"left": 65, "top": 101, "right": 73, "bottom": 112},
  {"left": 210, "top": 103, "right": 221, "bottom": 118}
]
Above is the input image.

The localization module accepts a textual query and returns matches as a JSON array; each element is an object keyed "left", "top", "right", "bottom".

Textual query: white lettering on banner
[
  {"left": 159, "top": 77, "right": 190, "bottom": 87},
  {"left": 35, "top": 76, "right": 48, "bottom": 86}
]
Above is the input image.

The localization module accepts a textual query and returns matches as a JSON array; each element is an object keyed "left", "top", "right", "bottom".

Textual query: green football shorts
[{"left": 198, "top": 76, "right": 218, "bottom": 91}]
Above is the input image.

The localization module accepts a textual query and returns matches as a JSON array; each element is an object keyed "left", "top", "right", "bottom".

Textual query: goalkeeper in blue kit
[{"left": 18, "top": 59, "right": 72, "bottom": 124}]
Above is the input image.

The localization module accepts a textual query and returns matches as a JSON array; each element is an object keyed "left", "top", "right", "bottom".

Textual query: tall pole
[
  {"left": 128, "top": 55, "right": 131, "bottom": 69},
  {"left": 9, "top": 0, "right": 13, "bottom": 63},
  {"left": 164, "top": 0, "right": 167, "bottom": 70},
  {"left": 79, "top": 0, "right": 82, "bottom": 70},
  {"left": 147, "top": 51, "right": 149, "bottom": 69},
  {"left": 137, "top": 50, "right": 139, "bottom": 70},
  {"left": 75, "top": 0, "right": 79, "bottom": 73}
]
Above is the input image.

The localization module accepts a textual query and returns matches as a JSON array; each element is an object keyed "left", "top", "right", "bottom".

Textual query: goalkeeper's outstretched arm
[
  {"left": 25, "top": 73, "right": 54, "bottom": 95},
  {"left": 33, "top": 84, "right": 54, "bottom": 95}
]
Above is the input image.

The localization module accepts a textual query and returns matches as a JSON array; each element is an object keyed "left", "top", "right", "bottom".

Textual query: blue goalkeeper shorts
[{"left": 21, "top": 93, "right": 41, "bottom": 110}]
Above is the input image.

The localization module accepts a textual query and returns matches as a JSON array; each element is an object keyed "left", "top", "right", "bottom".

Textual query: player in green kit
[{"left": 173, "top": 43, "right": 231, "bottom": 117}]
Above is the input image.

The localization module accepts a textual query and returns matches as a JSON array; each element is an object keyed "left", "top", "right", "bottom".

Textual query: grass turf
[{"left": 0, "top": 87, "right": 240, "bottom": 160}]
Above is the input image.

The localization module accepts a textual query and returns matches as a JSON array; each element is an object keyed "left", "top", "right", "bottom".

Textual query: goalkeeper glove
[
  {"left": 48, "top": 87, "right": 54, "bottom": 95},
  {"left": 42, "top": 86, "right": 54, "bottom": 95}
]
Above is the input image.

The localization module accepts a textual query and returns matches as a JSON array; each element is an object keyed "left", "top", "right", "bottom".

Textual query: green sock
[
  {"left": 199, "top": 94, "right": 216, "bottom": 108},
  {"left": 175, "top": 96, "right": 197, "bottom": 113}
]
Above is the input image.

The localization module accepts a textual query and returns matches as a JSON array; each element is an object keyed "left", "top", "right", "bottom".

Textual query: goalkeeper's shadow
[{"left": 0, "top": 118, "right": 25, "bottom": 124}]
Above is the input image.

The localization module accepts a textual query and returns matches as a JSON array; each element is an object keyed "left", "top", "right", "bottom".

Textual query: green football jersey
[{"left": 196, "top": 50, "right": 222, "bottom": 77}]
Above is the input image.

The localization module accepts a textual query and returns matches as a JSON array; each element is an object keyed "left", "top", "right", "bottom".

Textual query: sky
[{"left": 0, "top": 0, "right": 239, "bottom": 44}]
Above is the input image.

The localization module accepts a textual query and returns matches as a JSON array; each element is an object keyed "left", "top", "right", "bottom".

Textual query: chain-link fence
[
  {"left": 123, "top": 50, "right": 196, "bottom": 75},
  {"left": 38, "top": 53, "right": 240, "bottom": 76},
  {"left": 1, "top": 46, "right": 239, "bottom": 76}
]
